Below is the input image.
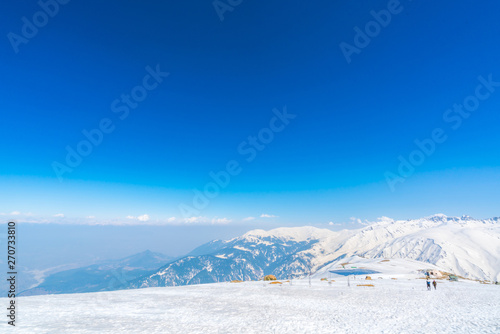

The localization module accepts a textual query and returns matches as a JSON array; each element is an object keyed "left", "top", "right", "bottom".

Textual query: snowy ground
[{"left": 2, "top": 277, "right": 499, "bottom": 334}]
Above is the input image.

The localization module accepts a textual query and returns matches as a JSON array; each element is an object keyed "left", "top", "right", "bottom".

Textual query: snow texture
[{"left": 3, "top": 276, "right": 499, "bottom": 333}]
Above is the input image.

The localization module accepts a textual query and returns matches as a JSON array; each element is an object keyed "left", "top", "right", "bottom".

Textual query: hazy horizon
[{"left": 3, "top": 212, "right": 497, "bottom": 272}]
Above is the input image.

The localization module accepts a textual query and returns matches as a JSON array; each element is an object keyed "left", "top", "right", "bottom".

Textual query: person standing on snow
[
  {"left": 426, "top": 280, "right": 431, "bottom": 290},
  {"left": 432, "top": 280, "right": 437, "bottom": 290}
]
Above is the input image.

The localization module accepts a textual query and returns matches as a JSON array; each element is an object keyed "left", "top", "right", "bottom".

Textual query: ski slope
[{"left": 3, "top": 277, "right": 499, "bottom": 333}]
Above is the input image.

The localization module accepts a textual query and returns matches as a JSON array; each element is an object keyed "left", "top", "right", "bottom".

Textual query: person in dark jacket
[
  {"left": 426, "top": 280, "right": 431, "bottom": 290},
  {"left": 432, "top": 280, "right": 437, "bottom": 290}
]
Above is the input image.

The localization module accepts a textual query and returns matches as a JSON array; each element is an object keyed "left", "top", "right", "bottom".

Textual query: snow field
[{"left": 2, "top": 278, "right": 499, "bottom": 334}]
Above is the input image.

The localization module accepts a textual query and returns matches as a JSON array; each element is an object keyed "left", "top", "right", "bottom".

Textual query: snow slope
[
  {"left": 312, "top": 256, "right": 445, "bottom": 280},
  {"left": 4, "top": 277, "right": 499, "bottom": 333},
  {"left": 299, "top": 215, "right": 500, "bottom": 281}
]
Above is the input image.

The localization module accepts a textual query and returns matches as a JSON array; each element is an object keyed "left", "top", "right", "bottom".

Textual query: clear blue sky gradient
[{"left": 1, "top": 0, "right": 500, "bottom": 227}]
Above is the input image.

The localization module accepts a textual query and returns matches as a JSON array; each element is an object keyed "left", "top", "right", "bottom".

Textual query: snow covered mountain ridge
[
  {"left": 241, "top": 225, "right": 334, "bottom": 242},
  {"left": 130, "top": 214, "right": 500, "bottom": 288}
]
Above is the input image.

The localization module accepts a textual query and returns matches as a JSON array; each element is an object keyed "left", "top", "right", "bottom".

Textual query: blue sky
[{"left": 2, "top": 0, "right": 500, "bottom": 233}]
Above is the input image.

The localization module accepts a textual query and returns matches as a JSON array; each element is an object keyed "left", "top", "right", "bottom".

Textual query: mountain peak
[
  {"left": 243, "top": 226, "right": 333, "bottom": 241},
  {"left": 428, "top": 213, "right": 448, "bottom": 219}
]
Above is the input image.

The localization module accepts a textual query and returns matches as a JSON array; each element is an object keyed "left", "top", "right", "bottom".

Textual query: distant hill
[{"left": 20, "top": 250, "right": 173, "bottom": 296}]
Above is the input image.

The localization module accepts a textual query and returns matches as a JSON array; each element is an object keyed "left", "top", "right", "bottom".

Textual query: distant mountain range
[
  {"left": 22, "top": 215, "right": 500, "bottom": 295},
  {"left": 131, "top": 215, "right": 500, "bottom": 288},
  {"left": 20, "top": 250, "right": 173, "bottom": 296}
]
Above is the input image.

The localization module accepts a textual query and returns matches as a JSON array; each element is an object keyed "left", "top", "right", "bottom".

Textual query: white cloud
[
  {"left": 260, "top": 214, "right": 278, "bottom": 218},
  {"left": 137, "top": 214, "right": 150, "bottom": 222},
  {"left": 183, "top": 216, "right": 209, "bottom": 223},
  {"left": 3, "top": 212, "right": 233, "bottom": 226},
  {"left": 3, "top": 211, "right": 33, "bottom": 217},
  {"left": 181, "top": 216, "right": 231, "bottom": 224},
  {"left": 349, "top": 217, "right": 368, "bottom": 226},
  {"left": 211, "top": 217, "right": 231, "bottom": 224},
  {"left": 329, "top": 221, "right": 341, "bottom": 226},
  {"left": 377, "top": 216, "right": 394, "bottom": 223},
  {"left": 242, "top": 216, "right": 255, "bottom": 221},
  {"left": 125, "top": 214, "right": 150, "bottom": 222}
]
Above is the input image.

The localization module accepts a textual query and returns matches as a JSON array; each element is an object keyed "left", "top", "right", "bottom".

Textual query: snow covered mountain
[
  {"left": 131, "top": 215, "right": 500, "bottom": 288},
  {"left": 129, "top": 227, "right": 321, "bottom": 288}
]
